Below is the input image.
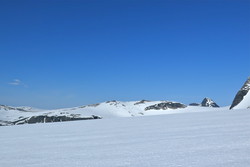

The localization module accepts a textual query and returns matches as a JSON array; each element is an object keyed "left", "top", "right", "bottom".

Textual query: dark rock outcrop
[
  {"left": 201, "top": 98, "right": 219, "bottom": 107},
  {"left": 134, "top": 100, "right": 151, "bottom": 105},
  {"left": 0, "top": 121, "right": 10, "bottom": 126},
  {"left": 2, "top": 115, "right": 102, "bottom": 126},
  {"left": 87, "top": 103, "right": 100, "bottom": 107},
  {"left": 230, "top": 77, "right": 250, "bottom": 109},
  {"left": 106, "top": 100, "right": 117, "bottom": 103},
  {"left": 189, "top": 103, "right": 200, "bottom": 106},
  {"left": 145, "top": 102, "right": 186, "bottom": 111}
]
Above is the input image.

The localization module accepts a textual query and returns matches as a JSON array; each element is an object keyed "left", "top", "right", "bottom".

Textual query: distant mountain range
[
  {"left": 0, "top": 77, "right": 249, "bottom": 126},
  {"left": 0, "top": 99, "right": 221, "bottom": 126}
]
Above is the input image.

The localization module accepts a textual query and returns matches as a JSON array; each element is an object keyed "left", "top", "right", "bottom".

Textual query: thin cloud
[
  {"left": 9, "top": 79, "right": 28, "bottom": 87},
  {"left": 9, "top": 79, "right": 21, "bottom": 85}
]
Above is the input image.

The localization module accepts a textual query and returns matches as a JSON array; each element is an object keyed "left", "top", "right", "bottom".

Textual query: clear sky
[{"left": 0, "top": 0, "right": 250, "bottom": 109}]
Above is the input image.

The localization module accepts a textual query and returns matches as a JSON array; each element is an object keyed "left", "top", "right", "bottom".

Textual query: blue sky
[{"left": 0, "top": 0, "right": 249, "bottom": 109}]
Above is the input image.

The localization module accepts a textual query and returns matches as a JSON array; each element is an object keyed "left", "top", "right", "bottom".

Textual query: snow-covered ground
[{"left": 0, "top": 108, "right": 250, "bottom": 167}]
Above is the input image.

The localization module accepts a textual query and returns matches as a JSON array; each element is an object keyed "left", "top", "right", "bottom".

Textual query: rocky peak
[
  {"left": 230, "top": 77, "right": 250, "bottom": 109},
  {"left": 201, "top": 98, "right": 219, "bottom": 107}
]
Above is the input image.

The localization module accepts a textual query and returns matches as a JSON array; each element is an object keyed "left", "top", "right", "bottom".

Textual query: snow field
[{"left": 0, "top": 109, "right": 250, "bottom": 167}]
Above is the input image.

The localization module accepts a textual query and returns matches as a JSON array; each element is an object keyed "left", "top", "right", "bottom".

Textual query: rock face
[
  {"left": 145, "top": 102, "right": 186, "bottom": 111},
  {"left": 189, "top": 103, "right": 200, "bottom": 106},
  {"left": 230, "top": 77, "right": 250, "bottom": 109},
  {"left": 3, "top": 115, "right": 102, "bottom": 126},
  {"left": 201, "top": 98, "right": 219, "bottom": 107},
  {"left": 134, "top": 100, "right": 151, "bottom": 105}
]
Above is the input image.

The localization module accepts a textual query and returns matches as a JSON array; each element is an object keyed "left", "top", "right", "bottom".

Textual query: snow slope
[
  {"left": 233, "top": 86, "right": 250, "bottom": 109},
  {"left": 231, "top": 77, "right": 250, "bottom": 109},
  {"left": 233, "top": 91, "right": 250, "bottom": 109},
  {"left": 0, "top": 108, "right": 250, "bottom": 167}
]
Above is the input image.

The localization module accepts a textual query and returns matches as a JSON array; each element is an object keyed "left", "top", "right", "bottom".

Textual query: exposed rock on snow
[
  {"left": 134, "top": 100, "right": 151, "bottom": 105},
  {"left": 0, "top": 105, "right": 35, "bottom": 112},
  {"left": 230, "top": 77, "right": 250, "bottom": 109},
  {"left": 2, "top": 115, "right": 101, "bottom": 126},
  {"left": 0, "top": 104, "right": 103, "bottom": 126},
  {"left": 86, "top": 103, "right": 100, "bottom": 107},
  {"left": 106, "top": 100, "right": 117, "bottom": 104},
  {"left": 16, "top": 115, "right": 101, "bottom": 125},
  {"left": 190, "top": 98, "right": 219, "bottom": 107},
  {"left": 201, "top": 98, "right": 219, "bottom": 107},
  {"left": 0, "top": 105, "right": 44, "bottom": 113},
  {"left": 145, "top": 102, "right": 186, "bottom": 110},
  {"left": 189, "top": 103, "right": 200, "bottom": 106}
]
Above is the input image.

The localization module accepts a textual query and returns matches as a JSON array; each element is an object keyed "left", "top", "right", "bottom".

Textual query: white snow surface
[{"left": 0, "top": 108, "right": 250, "bottom": 167}]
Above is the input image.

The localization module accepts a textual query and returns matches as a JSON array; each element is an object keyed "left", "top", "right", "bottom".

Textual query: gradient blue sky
[{"left": 0, "top": 0, "right": 250, "bottom": 109}]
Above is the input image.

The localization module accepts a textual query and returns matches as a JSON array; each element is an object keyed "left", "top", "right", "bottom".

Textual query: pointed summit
[
  {"left": 230, "top": 77, "right": 250, "bottom": 109},
  {"left": 201, "top": 98, "right": 219, "bottom": 107}
]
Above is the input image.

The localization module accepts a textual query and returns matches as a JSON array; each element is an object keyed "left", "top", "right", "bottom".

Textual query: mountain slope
[{"left": 230, "top": 77, "right": 250, "bottom": 109}]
